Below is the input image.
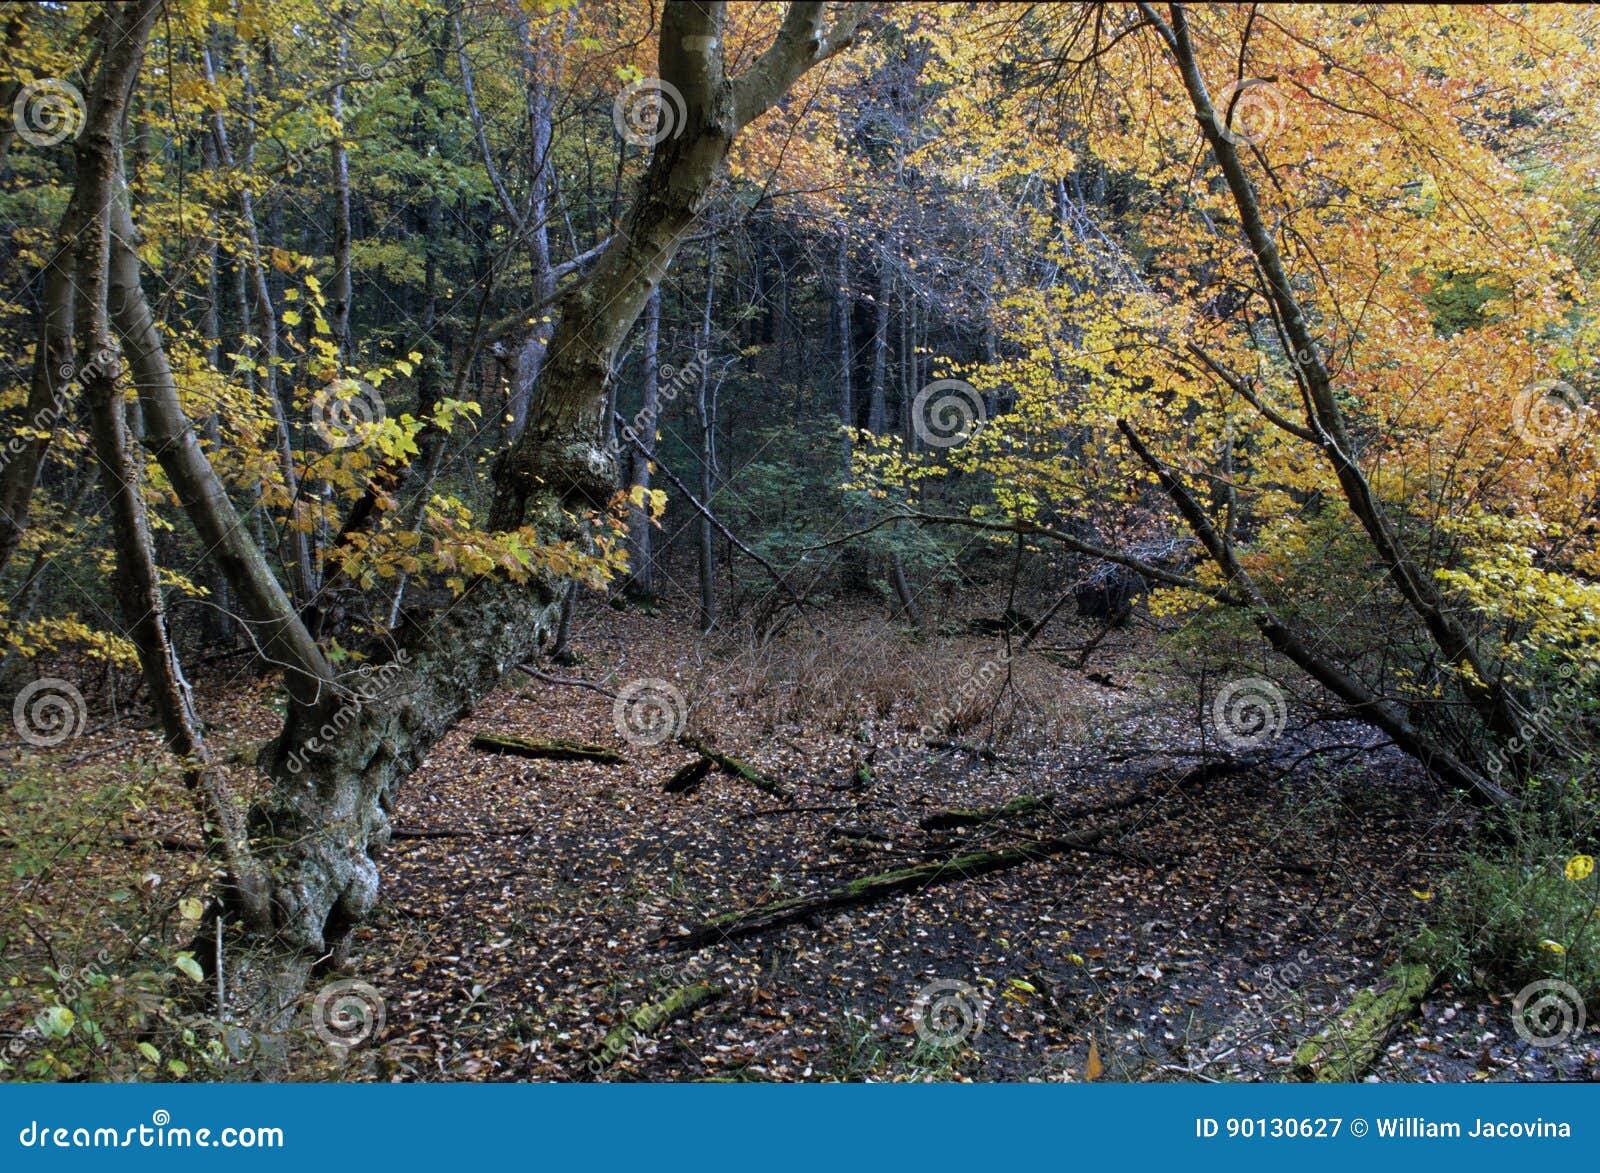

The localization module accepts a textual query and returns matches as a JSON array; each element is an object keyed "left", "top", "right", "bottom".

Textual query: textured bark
[
  {"left": 470, "top": 733, "right": 624, "bottom": 763},
  {"left": 98, "top": 0, "right": 867, "bottom": 1034},
  {"left": 919, "top": 795, "right": 1053, "bottom": 833},
  {"left": 677, "top": 737, "right": 793, "bottom": 801},
  {"left": 625, "top": 290, "right": 662, "bottom": 598},
  {"left": 108, "top": 194, "right": 332, "bottom": 710},
  {"left": 75, "top": 0, "right": 267, "bottom": 925}
]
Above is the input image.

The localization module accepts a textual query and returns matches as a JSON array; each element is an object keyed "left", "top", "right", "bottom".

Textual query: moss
[
  {"left": 1291, "top": 962, "right": 1433, "bottom": 1082},
  {"left": 594, "top": 981, "right": 726, "bottom": 1069},
  {"left": 920, "top": 794, "right": 1051, "bottom": 832},
  {"left": 469, "top": 734, "right": 625, "bottom": 763}
]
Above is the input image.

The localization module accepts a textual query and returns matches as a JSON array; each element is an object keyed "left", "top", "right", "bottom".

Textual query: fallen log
[
  {"left": 679, "top": 737, "right": 793, "bottom": 802},
  {"left": 470, "top": 734, "right": 625, "bottom": 764},
  {"left": 1290, "top": 962, "right": 1433, "bottom": 1082},
  {"left": 920, "top": 794, "right": 1053, "bottom": 833},
  {"left": 592, "top": 981, "right": 727, "bottom": 1071},
  {"left": 663, "top": 756, "right": 715, "bottom": 795},
  {"left": 665, "top": 816, "right": 1135, "bottom": 949}
]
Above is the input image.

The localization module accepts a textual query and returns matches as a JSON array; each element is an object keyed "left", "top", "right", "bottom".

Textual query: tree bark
[
  {"left": 625, "top": 290, "right": 663, "bottom": 598},
  {"left": 102, "top": 0, "right": 867, "bottom": 1037},
  {"left": 75, "top": 0, "right": 268, "bottom": 926}
]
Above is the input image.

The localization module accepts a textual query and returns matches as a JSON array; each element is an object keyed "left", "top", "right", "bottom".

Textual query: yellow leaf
[
  {"left": 1539, "top": 939, "right": 1567, "bottom": 955},
  {"left": 1565, "top": 855, "right": 1594, "bottom": 882},
  {"left": 1085, "top": 1039, "right": 1103, "bottom": 1081},
  {"left": 1411, "top": 888, "right": 1433, "bottom": 900}
]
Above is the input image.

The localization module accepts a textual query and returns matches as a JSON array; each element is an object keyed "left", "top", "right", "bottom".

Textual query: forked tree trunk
[{"left": 101, "top": 0, "right": 867, "bottom": 1043}]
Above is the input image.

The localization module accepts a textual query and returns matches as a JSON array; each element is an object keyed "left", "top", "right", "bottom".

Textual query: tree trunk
[
  {"left": 696, "top": 241, "right": 718, "bottom": 633},
  {"left": 108, "top": 0, "right": 867, "bottom": 1039},
  {"left": 625, "top": 290, "right": 662, "bottom": 599}
]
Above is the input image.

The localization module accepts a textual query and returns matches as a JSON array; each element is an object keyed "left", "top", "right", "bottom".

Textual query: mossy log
[
  {"left": 663, "top": 756, "right": 715, "bottom": 794},
  {"left": 592, "top": 981, "right": 727, "bottom": 1070},
  {"left": 666, "top": 817, "right": 1134, "bottom": 949},
  {"left": 679, "top": 737, "right": 793, "bottom": 802},
  {"left": 920, "top": 794, "right": 1053, "bottom": 833},
  {"left": 470, "top": 733, "right": 625, "bottom": 763},
  {"left": 1290, "top": 962, "right": 1434, "bottom": 1082}
]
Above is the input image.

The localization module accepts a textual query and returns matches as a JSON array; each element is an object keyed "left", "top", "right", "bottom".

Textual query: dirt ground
[{"left": 4, "top": 601, "right": 1595, "bottom": 1082}]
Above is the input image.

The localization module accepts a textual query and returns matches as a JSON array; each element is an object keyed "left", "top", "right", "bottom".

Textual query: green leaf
[
  {"left": 174, "top": 954, "right": 204, "bottom": 983},
  {"left": 38, "top": 1005, "right": 74, "bottom": 1037},
  {"left": 138, "top": 1041, "right": 161, "bottom": 1062}
]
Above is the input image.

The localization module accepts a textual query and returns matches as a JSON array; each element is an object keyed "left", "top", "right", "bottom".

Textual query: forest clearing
[{"left": 1, "top": 1, "right": 1598, "bottom": 1087}]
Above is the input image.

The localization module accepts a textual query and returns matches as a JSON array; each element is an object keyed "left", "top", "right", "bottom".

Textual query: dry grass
[{"left": 690, "top": 614, "right": 1110, "bottom": 747}]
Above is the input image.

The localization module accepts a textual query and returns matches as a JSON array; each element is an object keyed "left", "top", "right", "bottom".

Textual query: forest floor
[{"left": 4, "top": 598, "right": 1597, "bottom": 1082}]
